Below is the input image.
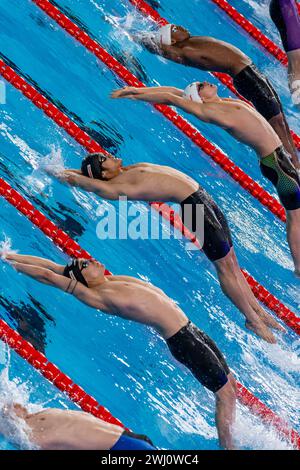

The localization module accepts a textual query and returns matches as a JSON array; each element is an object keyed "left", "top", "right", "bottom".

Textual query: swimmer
[
  {"left": 55, "top": 155, "right": 283, "bottom": 343},
  {"left": 2, "top": 252, "right": 237, "bottom": 449},
  {"left": 111, "top": 84, "right": 300, "bottom": 277},
  {"left": 270, "top": 0, "right": 300, "bottom": 108},
  {"left": 140, "top": 24, "right": 299, "bottom": 169},
  {"left": 0, "top": 403, "right": 155, "bottom": 450}
]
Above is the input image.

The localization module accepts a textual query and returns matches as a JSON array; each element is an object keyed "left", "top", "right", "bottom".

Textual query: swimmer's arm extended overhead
[
  {"left": 3, "top": 254, "right": 64, "bottom": 274},
  {"left": 110, "top": 275, "right": 165, "bottom": 295}
]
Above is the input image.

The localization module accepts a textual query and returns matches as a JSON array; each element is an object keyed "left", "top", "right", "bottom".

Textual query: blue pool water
[{"left": 0, "top": 0, "right": 299, "bottom": 450}]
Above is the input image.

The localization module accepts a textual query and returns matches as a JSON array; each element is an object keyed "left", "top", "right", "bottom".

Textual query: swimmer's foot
[
  {"left": 245, "top": 320, "right": 277, "bottom": 344},
  {"left": 256, "top": 309, "right": 286, "bottom": 332}
]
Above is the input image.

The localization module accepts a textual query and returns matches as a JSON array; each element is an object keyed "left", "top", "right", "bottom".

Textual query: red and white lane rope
[
  {"left": 0, "top": 176, "right": 299, "bottom": 448},
  {"left": 1, "top": 56, "right": 299, "bottom": 335},
  {"left": 30, "top": 0, "right": 287, "bottom": 223},
  {"left": 127, "top": 0, "right": 300, "bottom": 150}
]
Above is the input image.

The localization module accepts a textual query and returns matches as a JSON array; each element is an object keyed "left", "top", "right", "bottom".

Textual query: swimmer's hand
[{"left": 111, "top": 87, "right": 141, "bottom": 99}]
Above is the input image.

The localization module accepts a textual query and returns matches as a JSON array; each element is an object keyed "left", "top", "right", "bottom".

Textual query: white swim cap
[
  {"left": 183, "top": 82, "right": 203, "bottom": 103},
  {"left": 155, "top": 24, "right": 173, "bottom": 46}
]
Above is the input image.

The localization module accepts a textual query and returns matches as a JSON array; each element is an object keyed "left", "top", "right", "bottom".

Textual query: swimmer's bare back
[
  {"left": 160, "top": 36, "right": 251, "bottom": 75},
  {"left": 23, "top": 408, "right": 124, "bottom": 450}
]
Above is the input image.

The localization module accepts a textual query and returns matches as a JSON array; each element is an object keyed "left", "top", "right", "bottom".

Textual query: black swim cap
[
  {"left": 63, "top": 259, "right": 89, "bottom": 287},
  {"left": 81, "top": 153, "right": 107, "bottom": 180}
]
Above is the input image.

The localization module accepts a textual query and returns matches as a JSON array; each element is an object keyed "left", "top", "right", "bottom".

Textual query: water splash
[{"left": 0, "top": 235, "right": 18, "bottom": 261}]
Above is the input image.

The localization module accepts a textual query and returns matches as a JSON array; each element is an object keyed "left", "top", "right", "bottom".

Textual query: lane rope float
[
  {"left": 127, "top": 0, "right": 300, "bottom": 150},
  {"left": 0, "top": 56, "right": 299, "bottom": 335},
  {"left": 30, "top": 0, "right": 287, "bottom": 222}
]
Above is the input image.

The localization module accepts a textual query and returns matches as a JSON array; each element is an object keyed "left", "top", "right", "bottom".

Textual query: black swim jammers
[
  {"left": 180, "top": 186, "right": 233, "bottom": 262},
  {"left": 260, "top": 146, "right": 300, "bottom": 211},
  {"left": 233, "top": 63, "right": 282, "bottom": 121},
  {"left": 167, "top": 321, "right": 230, "bottom": 393}
]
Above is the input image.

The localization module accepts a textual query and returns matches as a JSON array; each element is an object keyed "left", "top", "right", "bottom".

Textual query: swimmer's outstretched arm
[
  {"left": 3, "top": 253, "right": 64, "bottom": 274},
  {"left": 111, "top": 86, "right": 184, "bottom": 99},
  {"left": 112, "top": 87, "right": 211, "bottom": 122},
  {"left": 110, "top": 275, "right": 166, "bottom": 296}
]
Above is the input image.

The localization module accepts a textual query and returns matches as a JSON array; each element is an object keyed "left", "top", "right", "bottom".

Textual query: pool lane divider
[
  {"left": 0, "top": 179, "right": 299, "bottom": 449},
  {"left": 0, "top": 182, "right": 125, "bottom": 427},
  {"left": 1, "top": 56, "right": 299, "bottom": 336},
  {"left": 30, "top": 0, "right": 288, "bottom": 222},
  {"left": 127, "top": 0, "right": 300, "bottom": 150},
  {"left": 0, "top": 319, "right": 125, "bottom": 427}
]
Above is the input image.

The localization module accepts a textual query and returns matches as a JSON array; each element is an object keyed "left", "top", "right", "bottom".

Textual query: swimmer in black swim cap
[
  {"left": 81, "top": 153, "right": 123, "bottom": 181},
  {"left": 3, "top": 251, "right": 238, "bottom": 449}
]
